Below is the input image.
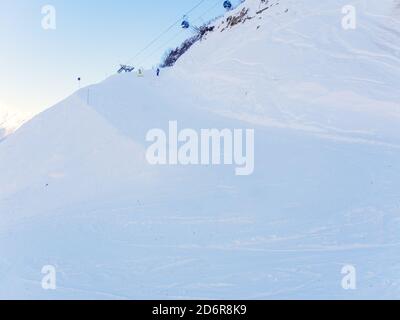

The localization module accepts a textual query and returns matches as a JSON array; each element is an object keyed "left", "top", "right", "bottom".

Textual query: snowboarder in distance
[{"left": 156, "top": 68, "right": 160, "bottom": 77}]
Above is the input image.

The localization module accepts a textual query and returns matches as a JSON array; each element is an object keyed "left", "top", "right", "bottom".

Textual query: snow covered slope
[
  {"left": 0, "top": 108, "right": 27, "bottom": 141},
  {"left": 174, "top": 0, "right": 400, "bottom": 145},
  {"left": 1, "top": 0, "right": 400, "bottom": 299}
]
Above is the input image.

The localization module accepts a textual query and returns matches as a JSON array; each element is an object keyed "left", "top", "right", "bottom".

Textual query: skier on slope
[{"left": 156, "top": 68, "right": 160, "bottom": 77}]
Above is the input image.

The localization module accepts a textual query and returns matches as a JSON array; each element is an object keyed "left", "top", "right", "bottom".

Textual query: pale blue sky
[{"left": 0, "top": 0, "right": 237, "bottom": 115}]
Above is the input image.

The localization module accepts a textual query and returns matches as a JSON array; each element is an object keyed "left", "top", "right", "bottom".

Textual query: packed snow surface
[{"left": 1, "top": 0, "right": 400, "bottom": 299}]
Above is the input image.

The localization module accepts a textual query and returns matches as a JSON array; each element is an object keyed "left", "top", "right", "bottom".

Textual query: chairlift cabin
[
  {"left": 181, "top": 16, "right": 190, "bottom": 29},
  {"left": 223, "top": 0, "right": 232, "bottom": 10}
]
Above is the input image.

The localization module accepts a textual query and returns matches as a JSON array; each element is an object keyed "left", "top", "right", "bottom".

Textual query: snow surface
[
  {"left": 0, "top": 108, "right": 27, "bottom": 141},
  {"left": 1, "top": 0, "right": 400, "bottom": 299}
]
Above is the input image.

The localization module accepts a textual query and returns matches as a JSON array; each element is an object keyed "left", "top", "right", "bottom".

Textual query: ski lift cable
[
  {"left": 137, "top": 0, "right": 224, "bottom": 66},
  {"left": 137, "top": 0, "right": 223, "bottom": 66},
  {"left": 136, "top": 8, "right": 214, "bottom": 66},
  {"left": 137, "top": 29, "right": 185, "bottom": 67},
  {"left": 125, "top": 0, "right": 209, "bottom": 65}
]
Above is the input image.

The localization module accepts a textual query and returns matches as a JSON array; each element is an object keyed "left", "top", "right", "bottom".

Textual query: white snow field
[{"left": 1, "top": 0, "right": 400, "bottom": 299}]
